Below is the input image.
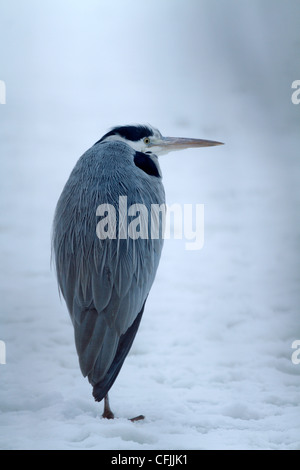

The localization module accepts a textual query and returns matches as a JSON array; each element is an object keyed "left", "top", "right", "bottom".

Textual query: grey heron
[{"left": 52, "top": 124, "right": 222, "bottom": 420}]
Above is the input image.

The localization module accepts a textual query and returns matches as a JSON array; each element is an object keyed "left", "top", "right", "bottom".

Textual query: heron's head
[{"left": 96, "top": 124, "right": 223, "bottom": 157}]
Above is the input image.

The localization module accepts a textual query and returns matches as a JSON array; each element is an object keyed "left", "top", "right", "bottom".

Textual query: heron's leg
[{"left": 102, "top": 394, "right": 114, "bottom": 419}]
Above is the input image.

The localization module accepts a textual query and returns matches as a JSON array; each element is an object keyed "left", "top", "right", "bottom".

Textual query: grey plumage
[
  {"left": 53, "top": 140, "right": 165, "bottom": 401},
  {"left": 52, "top": 124, "right": 222, "bottom": 418}
]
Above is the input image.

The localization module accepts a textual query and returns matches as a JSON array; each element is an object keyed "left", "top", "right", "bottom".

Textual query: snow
[{"left": 0, "top": 0, "right": 300, "bottom": 450}]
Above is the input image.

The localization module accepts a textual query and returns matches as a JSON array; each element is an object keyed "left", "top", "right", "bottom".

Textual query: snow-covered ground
[{"left": 0, "top": 0, "right": 299, "bottom": 450}]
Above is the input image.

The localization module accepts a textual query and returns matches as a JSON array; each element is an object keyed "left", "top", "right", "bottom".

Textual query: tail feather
[{"left": 92, "top": 301, "right": 146, "bottom": 402}]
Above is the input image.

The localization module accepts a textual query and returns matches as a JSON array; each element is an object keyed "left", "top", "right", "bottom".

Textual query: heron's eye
[{"left": 143, "top": 137, "right": 150, "bottom": 145}]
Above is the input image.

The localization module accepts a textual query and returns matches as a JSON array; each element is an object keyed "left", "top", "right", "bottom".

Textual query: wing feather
[{"left": 52, "top": 141, "right": 165, "bottom": 399}]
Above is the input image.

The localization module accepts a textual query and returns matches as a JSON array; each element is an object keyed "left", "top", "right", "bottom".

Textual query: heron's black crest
[
  {"left": 96, "top": 125, "right": 154, "bottom": 144},
  {"left": 134, "top": 151, "right": 160, "bottom": 177}
]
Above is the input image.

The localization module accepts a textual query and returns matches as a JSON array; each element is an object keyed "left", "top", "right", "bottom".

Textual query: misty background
[{"left": 0, "top": 0, "right": 299, "bottom": 450}]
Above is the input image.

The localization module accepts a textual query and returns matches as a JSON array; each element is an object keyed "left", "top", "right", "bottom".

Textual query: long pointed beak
[{"left": 153, "top": 135, "right": 223, "bottom": 155}]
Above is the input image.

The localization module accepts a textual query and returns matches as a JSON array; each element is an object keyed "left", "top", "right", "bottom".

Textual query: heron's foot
[
  {"left": 102, "top": 394, "right": 114, "bottom": 419},
  {"left": 102, "top": 409, "right": 114, "bottom": 420},
  {"left": 129, "top": 414, "right": 145, "bottom": 422}
]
